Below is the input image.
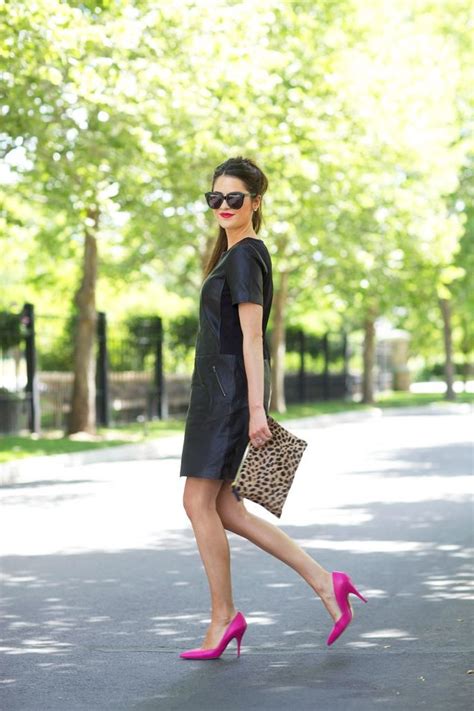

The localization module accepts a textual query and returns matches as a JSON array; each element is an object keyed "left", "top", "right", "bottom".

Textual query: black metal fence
[
  {"left": 0, "top": 304, "right": 164, "bottom": 434},
  {"left": 0, "top": 303, "right": 354, "bottom": 435}
]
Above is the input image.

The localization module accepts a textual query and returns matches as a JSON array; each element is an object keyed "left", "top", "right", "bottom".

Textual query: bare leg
[
  {"left": 182, "top": 477, "right": 238, "bottom": 648},
  {"left": 215, "top": 482, "right": 343, "bottom": 622}
]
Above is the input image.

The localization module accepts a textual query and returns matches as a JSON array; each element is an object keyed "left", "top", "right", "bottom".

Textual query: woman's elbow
[{"left": 242, "top": 331, "right": 263, "bottom": 346}]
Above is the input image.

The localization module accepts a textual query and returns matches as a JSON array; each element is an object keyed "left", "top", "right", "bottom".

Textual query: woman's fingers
[{"left": 252, "top": 427, "right": 273, "bottom": 447}]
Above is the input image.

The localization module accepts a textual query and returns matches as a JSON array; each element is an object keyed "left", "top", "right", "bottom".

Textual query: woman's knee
[{"left": 182, "top": 477, "right": 221, "bottom": 520}]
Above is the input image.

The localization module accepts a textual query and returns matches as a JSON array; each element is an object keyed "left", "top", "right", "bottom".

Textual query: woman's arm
[{"left": 238, "top": 302, "right": 272, "bottom": 446}]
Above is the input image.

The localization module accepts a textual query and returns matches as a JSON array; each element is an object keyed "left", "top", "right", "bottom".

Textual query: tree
[{"left": 2, "top": 0, "right": 471, "bottom": 428}]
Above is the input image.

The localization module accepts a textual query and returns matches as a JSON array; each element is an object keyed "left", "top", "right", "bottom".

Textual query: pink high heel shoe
[
  {"left": 326, "top": 571, "right": 368, "bottom": 646},
  {"left": 179, "top": 611, "right": 247, "bottom": 660}
]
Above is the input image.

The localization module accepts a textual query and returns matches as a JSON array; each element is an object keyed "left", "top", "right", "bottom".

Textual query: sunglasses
[{"left": 204, "top": 191, "right": 257, "bottom": 210}]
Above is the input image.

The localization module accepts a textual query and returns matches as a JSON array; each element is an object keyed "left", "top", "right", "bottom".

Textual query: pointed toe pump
[
  {"left": 326, "top": 571, "right": 368, "bottom": 646},
  {"left": 179, "top": 611, "right": 248, "bottom": 660}
]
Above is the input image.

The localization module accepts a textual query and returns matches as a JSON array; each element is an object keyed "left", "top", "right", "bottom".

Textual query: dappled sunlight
[
  {"left": 362, "top": 628, "right": 416, "bottom": 640},
  {"left": 0, "top": 511, "right": 469, "bottom": 679},
  {"left": 0, "top": 638, "right": 74, "bottom": 655},
  {"left": 423, "top": 572, "right": 474, "bottom": 601},
  {"left": 0, "top": 407, "right": 470, "bottom": 699},
  {"left": 147, "top": 611, "right": 287, "bottom": 646},
  {"left": 293, "top": 537, "right": 434, "bottom": 554},
  {"left": 1, "top": 410, "right": 471, "bottom": 558},
  {"left": 272, "top": 413, "right": 473, "bottom": 527},
  {"left": 1, "top": 465, "right": 470, "bottom": 557},
  {"left": 345, "top": 640, "right": 380, "bottom": 648},
  {"left": 150, "top": 612, "right": 200, "bottom": 640},
  {"left": 292, "top": 536, "right": 474, "bottom": 564},
  {"left": 244, "top": 612, "right": 277, "bottom": 626}
]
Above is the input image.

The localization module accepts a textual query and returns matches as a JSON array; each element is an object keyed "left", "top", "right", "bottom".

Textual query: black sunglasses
[{"left": 204, "top": 191, "right": 257, "bottom": 210}]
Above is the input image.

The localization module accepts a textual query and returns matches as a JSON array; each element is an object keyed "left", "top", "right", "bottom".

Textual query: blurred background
[{"left": 0, "top": 0, "right": 472, "bottom": 452}]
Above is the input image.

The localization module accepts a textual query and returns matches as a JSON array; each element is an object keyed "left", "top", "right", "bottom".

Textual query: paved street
[{"left": 1, "top": 404, "right": 473, "bottom": 710}]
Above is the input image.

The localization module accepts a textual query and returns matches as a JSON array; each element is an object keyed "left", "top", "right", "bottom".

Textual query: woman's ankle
[
  {"left": 211, "top": 607, "right": 237, "bottom": 623},
  {"left": 309, "top": 567, "right": 332, "bottom": 596}
]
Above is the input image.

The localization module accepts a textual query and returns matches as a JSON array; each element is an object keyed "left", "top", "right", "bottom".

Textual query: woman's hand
[{"left": 249, "top": 405, "right": 272, "bottom": 448}]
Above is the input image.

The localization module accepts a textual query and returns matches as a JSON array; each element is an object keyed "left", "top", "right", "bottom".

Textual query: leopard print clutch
[{"left": 231, "top": 415, "right": 308, "bottom": 518}]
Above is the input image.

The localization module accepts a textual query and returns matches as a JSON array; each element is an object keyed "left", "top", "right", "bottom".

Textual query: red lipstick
[{"left": 219, "top": 212, "right": 234, "bottom": 218}]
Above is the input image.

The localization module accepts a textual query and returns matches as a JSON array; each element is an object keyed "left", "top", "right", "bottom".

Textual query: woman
[{"left": 179, "top": 156, "right": 367, "bottom": 660}]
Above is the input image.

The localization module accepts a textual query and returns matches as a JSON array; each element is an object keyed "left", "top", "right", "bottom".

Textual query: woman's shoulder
[{"left": 225, "top": 238, "right": 270, "bottom": 272}]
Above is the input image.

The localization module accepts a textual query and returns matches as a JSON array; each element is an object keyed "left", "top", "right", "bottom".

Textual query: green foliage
[
  {"left": 169, "top": 315, "right": 199, "bottom": 349},
  {"left": 0, "top": 386, "right": 23, "bottom": 401},
  {"left": 37, "top": 312, "right": 77, "bottom": 371},
  {"left": 414, "top": 360, "right": 473, "bottom": 380},
  {"left": 0, "top": 311, "right": 22, "bottom": 350},
  {"left": 125, "top": 315, "right": 161, "bottom": 367},
  {"left": 0, "top": 0, "right": 472, "bottom": 375}
]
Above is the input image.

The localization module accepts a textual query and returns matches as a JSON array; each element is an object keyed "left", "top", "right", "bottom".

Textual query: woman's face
[{"left": 211, "top": 175, "right": 260, "bottom": 230}]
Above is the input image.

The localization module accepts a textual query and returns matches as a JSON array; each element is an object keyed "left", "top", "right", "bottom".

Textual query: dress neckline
[{"left": 224, "top": 237, "right": 264, "bottom": 253}]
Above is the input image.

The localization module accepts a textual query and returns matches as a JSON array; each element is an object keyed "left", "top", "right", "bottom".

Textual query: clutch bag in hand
[{"left": 231, "top": 415, "right": 308, "bottom": 518}]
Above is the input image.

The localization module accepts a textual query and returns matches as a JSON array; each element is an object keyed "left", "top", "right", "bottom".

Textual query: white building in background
[{"left": 375, "top": 318, "right": 411, "bottom": 392}]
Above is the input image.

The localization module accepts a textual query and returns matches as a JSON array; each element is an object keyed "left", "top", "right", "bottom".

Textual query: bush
[
  {"left": 0, "top": 311, "right": 22, "bottom": 351},
  {"left": 416, "top": 361, "right": 471, "bottom": 380}
]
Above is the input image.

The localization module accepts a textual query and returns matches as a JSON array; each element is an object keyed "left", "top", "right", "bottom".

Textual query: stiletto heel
[
  {"left": 326, "top": 571, "right": 368, "bottom": 646},
  {"left": 346, "top": 580, "right": 368, "bottom": 603},
  {"left": 179, "top": 611, "right": 247, "bottom": 660},
  {"left": 236, "top": 629, "right": 245, "bottom": 657}
]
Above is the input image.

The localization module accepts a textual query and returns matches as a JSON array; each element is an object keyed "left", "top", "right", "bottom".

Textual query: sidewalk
[{"left": 1, "top": 401, "right": 470, "bottom": 486}]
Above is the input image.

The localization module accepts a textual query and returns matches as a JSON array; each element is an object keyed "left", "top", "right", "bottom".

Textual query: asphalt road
[{"left": 1, "top": 403, "right": 473, "bottom": 710}]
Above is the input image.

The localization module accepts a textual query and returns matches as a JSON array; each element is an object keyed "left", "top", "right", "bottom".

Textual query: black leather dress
[{"left": 179, "top": 237, "right": 273, "bottom": 480}]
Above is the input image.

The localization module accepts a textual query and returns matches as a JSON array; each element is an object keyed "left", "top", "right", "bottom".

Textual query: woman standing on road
[{"left": 179, "top": 156, "right": 367, "bottom": 660}]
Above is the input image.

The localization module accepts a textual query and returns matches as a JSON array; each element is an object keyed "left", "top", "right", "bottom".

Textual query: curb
[
  {"left": 284, "top": 401, "right": 472, "bottom": 429},
  {"left": 1, "top": 402, "right": 470, "bottom": 486},
  {"left": 0, "top": 436, "right": 184, "bottom": 486}
]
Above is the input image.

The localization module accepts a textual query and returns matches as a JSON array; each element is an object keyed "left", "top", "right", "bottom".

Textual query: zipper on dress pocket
[{"left": 212, "top": 364, "right": 227, "bottom": 397}]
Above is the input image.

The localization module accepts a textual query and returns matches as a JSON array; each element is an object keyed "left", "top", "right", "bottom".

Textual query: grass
[
  {"left": 284, "top": 390, "right": 473, "bottom": 419},
  {"left": 0, "top": 390, "right": 472, "bottom": 463}
]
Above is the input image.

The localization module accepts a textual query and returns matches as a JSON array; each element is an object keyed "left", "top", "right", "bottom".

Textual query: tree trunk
[
  {"left": 459, "top": 314, "right": 472, "bottom": 392},
  {"left": 438, "top": 296, "right": 456, "bottom": 401},
  {"left": 67, "top": 208, "right": 99, "bottom": 434},
  {"left": 270, "top": 270, "right": 288, "bottom": 413},
  {"left": 361, "top": 308, "right": 377, "bottom": 404}
]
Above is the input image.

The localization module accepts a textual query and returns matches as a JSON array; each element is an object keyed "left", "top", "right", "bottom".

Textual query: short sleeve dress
[{"left": 179, "top": 236, "right": 273, "bottom": 480}]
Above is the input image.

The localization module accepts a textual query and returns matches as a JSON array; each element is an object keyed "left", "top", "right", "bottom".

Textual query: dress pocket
[
  {"left": 206, "top": 363, "right": 233, "bottom": 419},
  {"left": 211, "top": 364, "right": 227, "bottom": 397}
]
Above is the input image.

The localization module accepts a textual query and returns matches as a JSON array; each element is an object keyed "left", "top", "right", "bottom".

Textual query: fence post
[
  {"left": 154, "top": 316, "right": 166, "bottom": 419},
  {"left": 342, "top": 329, "right": 350, "bottom": 398},
  {"left": 22, "top": 303, "right": 40, "bottom": 434},
  {"left": 96, "top": 311, "right": 110, "bottom": 426},
  {"left": 322, "top": 332, "right": 330, "bottom": 400}
]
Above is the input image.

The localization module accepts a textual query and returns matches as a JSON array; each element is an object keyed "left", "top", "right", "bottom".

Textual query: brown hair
[{"left": 203, "top": 156, "right": 268, "bottom": 278}]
